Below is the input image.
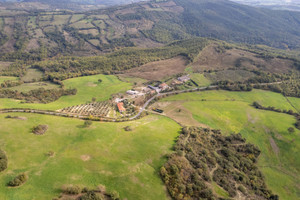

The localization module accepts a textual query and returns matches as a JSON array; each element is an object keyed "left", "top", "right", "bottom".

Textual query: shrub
[
  {"left": 80, "top": 191, "right": 103, "bottom": 200},
  {"left": 108, "top": 191, "right": 120, "bottom": 200},
  {"left": 62, "top": 185, "right": 81, "bottom": 195},
  {"left": 288, "top": 127, "right": 295, "bottom": 133},
  {"left": 238, "top": 185, "right": 246, "bottom": 194},
  {"left": 124, "top": 126, "right": 132, "bottom": 131},
  {"left": 8, "top": 173, "right": 28, "bottom": 187},
  {"left": 0, "top": 149, "right": 8, "bottom": 172},
  {"left": 32, "top": 124, "right": 48, "bottom": 135},
  {"left": 84, "top": 120, "right": 93, "bottom": 127}
]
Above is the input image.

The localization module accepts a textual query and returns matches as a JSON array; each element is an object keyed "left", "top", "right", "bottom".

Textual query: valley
[{"left": 0, "top": 0, "right": 299, "bottom": 199}]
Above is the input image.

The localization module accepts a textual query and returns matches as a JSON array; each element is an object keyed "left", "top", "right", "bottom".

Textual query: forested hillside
[{"left": 0, "top": 0, "right": 300, "bottom": 59}]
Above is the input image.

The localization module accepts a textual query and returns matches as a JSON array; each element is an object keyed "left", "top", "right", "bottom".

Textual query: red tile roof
[{"left": 117, "top": 102, "right": 126, "bottom": 112}]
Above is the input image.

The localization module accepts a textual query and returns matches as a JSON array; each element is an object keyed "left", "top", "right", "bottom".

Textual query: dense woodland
[
  {"left": 0, "top": 88, "right": 77, "bottom": 103},
  {"left": 161, "top": 127, "right": 278, "bottom": 200}
]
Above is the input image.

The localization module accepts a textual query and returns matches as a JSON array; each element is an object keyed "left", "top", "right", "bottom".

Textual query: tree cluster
[
  {"left": 161, "top": 127, "right": 278, "bottom": 200},
  {"left": 0, "top": 88, "right": 77, "bottom": 103}
]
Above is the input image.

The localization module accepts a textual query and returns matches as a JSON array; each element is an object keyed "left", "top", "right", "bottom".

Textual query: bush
[
  {"left": 32, "top": 124, "right": 48, "bottom": 135},
  {"left": 80, "top": 191, "right": 103, "bottom": 200},
  {"left": 108, "top": 191, "right": 120, "bottom": 200},
  {"left": 124, "top": 126, "right": 132, "bottom": 131},
  {"left": 62, "top": 185, "right": 82, "bottom": 195},
  {"left": 84, "top": 120, "right": 93, "bottom": 127},
  {"left": 238, "top": 185, "right": 246, "bottom": 194},
  {"left": 288, "top": 127, "right": 295, "bottom": 133},
  {"left": 0, "top": 149, "right": 8, "bottom": 172},
  {"left": 8, "top": 173, "right": 28, "bottom": 187}
]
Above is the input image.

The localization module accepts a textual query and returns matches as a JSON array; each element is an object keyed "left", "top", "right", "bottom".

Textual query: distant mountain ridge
[
  {"left": 0, "top": 0, "right": 300, "bottom": 58},
  {"left": 232, "top": 0, "right": 300, "bottom": 12}
]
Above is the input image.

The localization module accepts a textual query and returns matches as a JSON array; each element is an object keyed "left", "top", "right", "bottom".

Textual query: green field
[
  {"left": 0, "top": 114, "right": 180, "bottom": 200},
  {"left": 0, "top": 76, "right": 18, "bottom": 84},
  {"left": 190, "top": 73, "right": 211, "bottom": 86},
  {"left": 158, "top": 89, "right": 300, "bottom": 200},
  {"left": 0, "top": 74, "right": 131, "bottom": 110},
  {"left": 8, "top": 81, "right": 60, "bottom": 92},
  {"left": 163, "top": 89, "right": 299, "bottom": 112}
]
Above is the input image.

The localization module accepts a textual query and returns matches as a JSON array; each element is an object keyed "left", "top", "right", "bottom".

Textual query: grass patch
[
  {"left": 162, "top": 89, "right": 298, "bottom": 112},
  {"left": 70, "top": 20, "right": 95, "bottom": 29},
  {"left": 158, "top": 90, "right": 300, "bottom": 200},
  {"left": 8, "top": 81, "right": 59, "bottom": 92},
  {"left": 190, "top": 73, "right": 211, "bottom": 86},
  {"left": 0, "top": 114, "right": 180, "bottom": 200},
  {"left": 212, "top": 182, "right": 230, "bottom": 198},
  {"left": 0, "top": 76, "right": 18, "bottom": 84},
  {"left": 21, "top": 68, "right": 43, "bottom": 82}
]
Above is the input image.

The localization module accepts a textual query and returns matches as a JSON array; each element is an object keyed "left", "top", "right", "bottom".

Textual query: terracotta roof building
[{"left": 117, "top": 102, "right": 126, "bottom": 113}]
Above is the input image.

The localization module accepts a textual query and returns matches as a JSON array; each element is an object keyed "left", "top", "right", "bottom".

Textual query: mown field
[
  {"left": 0, "top": 114, "right": 180, "bottom": 200},
  {"left": 155, "top": 89, "right": 300, "bottom": 200},
  {"left": 0, "top": 74, "right": 131, "bottom": 110}
]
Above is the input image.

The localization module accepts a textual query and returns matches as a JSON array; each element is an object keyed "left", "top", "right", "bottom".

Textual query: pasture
[
  {"left": 8, "top": 81, "right": 60, "bottom": 92},
  {"left": 0, "top": 76, "right": 18, "bottom": 84},
  {"left": 155, "top": 89, "right": 300, "bottom": 200},
  {"left": 0, "top": 114, "right": 181, "bottom": 200},
  {"left": 0, "top": 74, "right": 131, "bottom": 110}
]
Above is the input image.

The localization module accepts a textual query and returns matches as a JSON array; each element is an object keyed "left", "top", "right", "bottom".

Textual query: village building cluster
[{"left": 115, "top": 74, "right": 192, "bottom": 114}]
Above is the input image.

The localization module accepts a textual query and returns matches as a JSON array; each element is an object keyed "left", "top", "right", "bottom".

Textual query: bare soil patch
[
  {"left": 269, "top": 137, "right": 280, "bottom": 155},
  {"left": 86, "top": 82, "right": 97, "bottom": 87},
  {"left": 80, "top": 155, "right": 91, "bottom": 161},
  {"left": 124, "top": 56, "right": 188, "bottom": 81},
  {"left": 5, "top": 115, "right": 27, "bottom": 120}
]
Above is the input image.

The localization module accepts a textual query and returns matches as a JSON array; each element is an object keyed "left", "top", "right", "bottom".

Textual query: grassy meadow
[
  {"left": 0, "top": 76, "right": 18, "bottom": 84},
  {"left": 0, "top": 74, "right": 132, "bottom": 110},
  {"left": 0, "top": 114, "right": 180, "bottom": 200},
  {"left": 156, "top": 89, "right": 300, "bottom": 200}
]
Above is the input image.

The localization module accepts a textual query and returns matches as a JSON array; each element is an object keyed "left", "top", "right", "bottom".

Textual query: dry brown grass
[
  {"left": 25, "top": 38, "right": 40, "bottom": 51},
  {"left": 151, "top": 101, "right": 209, "bottom": 127},
  {"left": 0, "top": 61, "right": 13, "bottom": 71},
  {"left": 124, "top": 56, "right": 188, "bottom": 81},
  {"left": 130, "top": 38, "right": 163, "bottom": 48},
  {"left": 191, "top": 44, "right": 294, "bottom": 73},
  {"left": 78, "top": 29, "right": 99, "bottom": 36}
]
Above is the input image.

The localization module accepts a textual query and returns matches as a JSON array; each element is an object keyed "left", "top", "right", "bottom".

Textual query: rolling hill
[{"left": 0, "top": 0, "right": 300, "bottom": 59}]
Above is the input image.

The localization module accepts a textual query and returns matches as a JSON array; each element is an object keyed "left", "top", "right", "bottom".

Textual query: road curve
[{"left": 130, "top": 86, "right": 216, "bottom": 120}]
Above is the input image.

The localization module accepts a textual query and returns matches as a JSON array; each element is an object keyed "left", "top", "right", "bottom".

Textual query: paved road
[{"left": 130, "top": 86, "right": 217, "bottom": 120}]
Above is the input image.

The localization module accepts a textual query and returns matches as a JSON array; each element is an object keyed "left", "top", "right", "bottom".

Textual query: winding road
[{"left": 130, "top": 86, "right": 217, "bottom": 120}]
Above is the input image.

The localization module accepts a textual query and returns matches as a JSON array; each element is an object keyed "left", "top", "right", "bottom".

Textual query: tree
[
  {"left": 288, "top": 127, "right": 295, "bottom": 133},
  {"left": 84, "top": 120, "right": 92, "bottom": 127},
  {"left": 8, "top": 173, "right": 28, "bottom": 187},
  {"left": 0, "top": 149, "right": 7, "bottom": 172}
]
